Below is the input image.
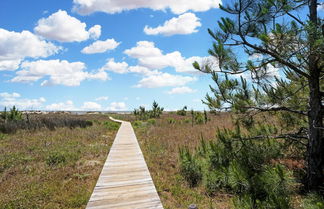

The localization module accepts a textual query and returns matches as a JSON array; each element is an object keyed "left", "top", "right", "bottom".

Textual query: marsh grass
[
  {"left": 131, "top": 112, "right": 234, "bottom": 209},
  {"left": 0, "top": 114, "right": 119, "bottom": 209},
  {"left": 128, "top": 112, "right": 311, "bottom": 209}
]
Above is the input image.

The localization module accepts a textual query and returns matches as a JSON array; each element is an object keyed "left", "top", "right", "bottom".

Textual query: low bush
[
  {"left": 46, "top": 152, "right": 66, "bottom": 166},
  {"left": 179, "top": 147, "right": 202, "bottom": 187},
  {"left": 179, "top": 125, "right": 294, "bottom": 208},
  {"left": 177, "top": 106, "right": 187, "bottom": 116},
  {"left": 302, "top": 193, "right": 324, "bottom": 209},
  {"left": 0, "top": 114, "right": 93, "bottom": 134},
  {"left": 103, "top": 120, "right": 120, "bottom": 131},
  {"left": 147, "top": 119, "right": 156, "bottom": 125},
  {"left": 132, "top": 120, "right": 142, "bottom": 128},
  {"left": 167, "top": 118, "right": 176, "bottom": 124}
]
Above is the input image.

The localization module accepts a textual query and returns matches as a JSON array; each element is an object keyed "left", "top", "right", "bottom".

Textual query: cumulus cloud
[
  {"left": 107, "top": 102, "right": 127, "bottom": 111},
  {"left": 45, "top": 100, "right": 76, "bottom": 111},
  {"left": 0, "top": 92, "right": 46, "bottom": 110},
  {"left": 73, "top": 0, "right": 220, "bottom": 15},
  {"left": 11, "top": 59, "right": 109, "bottom": 86},
  {"left": 135, "top": 72, "right": 197, "bottom": 88},
  {"left": 144, "top": 13, "right": 201, "bottom": 36},
  {"left": 124, "top": 41, "right": 208, "bottom": 73},
  {"left": 100, "top": 58, "right": 159, "bottom": 76},
  {"left": 95, "top": 96, "right": 109, "bottom": 101},
  {"left": 167, "top": 86, "right": 197, "bottom": 94},
  {"left": 82, "top": 101, "right": 102, "bottom": 110},
  {"left": 100, "top": 58, "right": 129, "bottom": 74},
  {"left": 0, "top": 28, "right": 60, "bottom": 71},
  {"left": 81, "top": 38, "right": 120, "bottom": 54},
  {"left": 89, "top": 25, "right": 101, "bottom": 39},
  {"left": 34, "top": 10, "right": 101, "bottom": 42}
]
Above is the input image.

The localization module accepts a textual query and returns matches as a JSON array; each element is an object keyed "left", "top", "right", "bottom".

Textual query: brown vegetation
[
  {"left": 0, "top": 113, "right": 119, "bottom": 209},
  {"left": 133, "top": 112, "right": 234, "bottom": 209}
]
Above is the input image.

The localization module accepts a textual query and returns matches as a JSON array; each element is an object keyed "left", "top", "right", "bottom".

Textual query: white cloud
[
  {"left": 175, "top": 56, "right": 210, "bottom": 73},
  {"left": 89, "top": 25, "right": 101, "bottom": 39},
  {"left": 0, "top": 92, "right": 46, "bottom": 110},
  {"left": 0, "top": 60, "right": 22, "bottom": 71},
  {"left": 135, "top": 72, "right": 197, "bottom": 88},
  {"left": 34, "top": 10, "right": 101, "bottom": 42},
  {"left": 167, "top": 86, "right": 197, "bottom": 94},
  {"left": 100, "top": 58, "right": 159, "bottom": 76},
  {"left": 82, "top": 101, "right": 102, "bottom": 110},
  {"left": 0, "top": 28, "right": 60, "bottom": 71},
  {"left": 45, "top": 100, "right": 76, "bottom": 111},
  {"left": 144, "top": 13, "right": 201, "bottom": 36},
  {"left": 100, "top": 58, "right": 129, "bottom": 74},
  {"left": 107, "top": 102, "right": 127, "bottom": 111},
  {"left": 73, "top": 0, "right": 220, "bottom": 15},
  {"left": 124, "top": 41, "right": 207, "bottom": 73},
  {"left": 0, "top": 92, "right": 21, "bottom": 99},
  {"left": 318, "top": 2, "right": 324, "bottom": 11},
  {"left": 95, "top": 96, "right": 109, "bottom": 101},
  {"left": 124, "top": 41, "right": 162, "bottom": 58},
  {"left": 81, "top": 38, "right": 120, "bottom": 54},
  {"left": 11, "top": 59, "right": 109, "bottom": 86},
  {"left": 124, "top": 41, "right": 183, "bottom": 69}
]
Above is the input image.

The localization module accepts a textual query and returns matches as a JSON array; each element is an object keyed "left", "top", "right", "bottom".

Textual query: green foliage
[
  {"left": 46, "top": 152, "right": 66, "bottom": 166},
  {"left": 177, "top": 106, "right": 187, "bottom": 116},
  {"left": 1, "top": 106, "right": 23, "bottom": 121},
  {"left": 302, "top": 193, "right": 324, "bottom": 209},
  {"left": 195, "top": 0, "right": 324, "bottom": 192},
  {"left": 132, "top": 120, "right": 142, "bottom": 128},
  {"left": 150, "top": 100, "right": 164, "bottom": 118},
  {"left": 179, "top": 147, "right": 202, "bottom": 187},
  {"left": 194, "top": 112, "right": 205, "bottom": 124},
  {"left": 179, "top": 125, "right": 294, "bottom": 208},
  {"left": 133, "top": 101, "right": 164, "bottom": 120},
  {"left": 167, "top": 118, "right": 176, "bottom": 124},
  {"left": 103, "top": 120, "right": 120, "bottom": 131},
  {"left": 147, "top": 119, "right": 156, "bottom": 125}
]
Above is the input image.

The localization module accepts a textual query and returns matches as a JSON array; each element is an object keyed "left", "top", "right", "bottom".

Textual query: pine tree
[{"left": 194, "top": 0, "right": 323, "bottom": 191}]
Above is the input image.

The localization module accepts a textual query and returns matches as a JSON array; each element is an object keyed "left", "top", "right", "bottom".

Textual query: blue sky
[
  {"left": 0, "top": 0, "right": 229, "bottom": 111},
  {"left": 1, "top": 1, "right": 322, "bottom": 111}
]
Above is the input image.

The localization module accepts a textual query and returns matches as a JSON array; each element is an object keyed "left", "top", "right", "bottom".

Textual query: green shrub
[
  {"left": 1, "top": 106, "right": 22, "bottom": 121},
  {"left": 132, "top": 120, "right": 142, "bottom": 128},
  {"left": 177, "top": 106, "right": 187, "bottom": 116},
  {"left": 147, "top": 119, "right": 156, "bottom": 125},
  {"left": 205, "top": 169, "right": 228, "bottom": 195},
  {"left": 167, "top": 118, "right": 176, "bottom": 124},
  {"left": 179, "top": 147, "right": 202, "bottom": 187},
  {"left": 194, "top": 112, "right": 205, "bottom": 124},
  {"left": 179, "top": 125, "right": 293, "bottom": 208},
  {"left": 103, "top": 121, "right": 120, "bottom": 131},
  {"left": 302, "top": 193, "right": 324, "bottom": 209},
  {"left": 46, "top": 152, "right": 66, "bottom": 166}
]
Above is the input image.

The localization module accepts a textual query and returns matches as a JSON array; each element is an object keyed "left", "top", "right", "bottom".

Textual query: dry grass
[
  {"left": 131, "top": 112, "right": 234, "bottom": 209},
  {"left": 0, "top": 113, "right": 119, "bottom": 209}
]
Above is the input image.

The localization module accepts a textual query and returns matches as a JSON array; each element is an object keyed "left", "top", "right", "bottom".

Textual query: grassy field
[
  {"left": 0, "top": 113, "right": 120, "bottom": 209},
  {"left": 128, "top": 112, "right": 321, "bottom": 209},
  {"left": 131, "top": 112, "right": 235, "bottom": 209},
  {"left": 0, "top": 112, "right": 321, "bottom": 208}
]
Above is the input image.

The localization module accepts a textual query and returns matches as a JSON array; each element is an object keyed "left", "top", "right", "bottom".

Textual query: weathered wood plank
[{"left": 86, "top": 117, "right": 163, "bottom": 209}]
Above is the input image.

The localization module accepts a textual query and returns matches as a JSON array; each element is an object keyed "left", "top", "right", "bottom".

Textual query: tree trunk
[{"left": 306, "top": 0, "right": 324, "bottom": 191}]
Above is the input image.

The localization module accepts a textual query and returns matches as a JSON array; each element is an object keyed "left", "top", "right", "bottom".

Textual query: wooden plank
[{"left": 86, "top": 117, "right": 164, "bottom": 209}]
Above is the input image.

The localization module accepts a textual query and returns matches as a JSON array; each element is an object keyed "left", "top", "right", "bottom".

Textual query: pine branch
[
  {"left": 244, "top": 106, "right": 307, "bottom": 116},
  {"left": 234, "top": 133, "right": 308, "bottom": 146}
]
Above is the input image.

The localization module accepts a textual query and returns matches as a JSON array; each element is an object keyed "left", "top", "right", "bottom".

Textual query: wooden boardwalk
[{"left": 86, "top": 118, "right": 164, "bottom": 209}]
